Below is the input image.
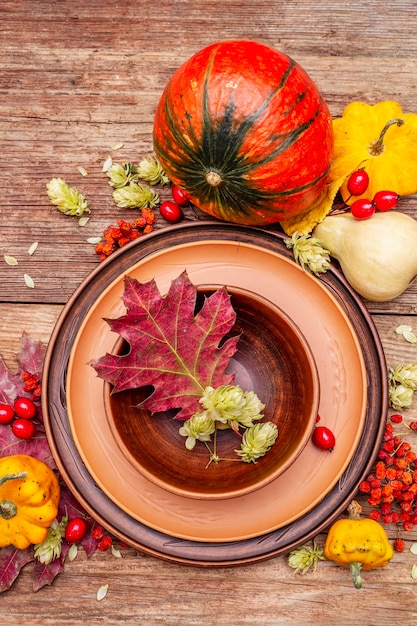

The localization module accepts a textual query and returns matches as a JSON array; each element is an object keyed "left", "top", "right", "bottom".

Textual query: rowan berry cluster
[
  {"left": 21, "top": 370, "right": 42, "bottom": 402},
  {"left": 359, "top": 414, "right": 417, "bottom": 538},
  {"left": 91, "top": 526, "right": 113, "bottom": 552},
  {"left": 95, "top": 209, "right": 156, "bottom": 260}
]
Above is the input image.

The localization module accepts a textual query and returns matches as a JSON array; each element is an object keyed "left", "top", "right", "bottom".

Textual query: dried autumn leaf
[{"left": 91, "top": 271, "right": 238, "bottom": 420}]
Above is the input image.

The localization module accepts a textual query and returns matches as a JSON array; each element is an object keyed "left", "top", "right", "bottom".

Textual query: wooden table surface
[{"left": 1, "top": 0, "right": 417, "bottom": 623}]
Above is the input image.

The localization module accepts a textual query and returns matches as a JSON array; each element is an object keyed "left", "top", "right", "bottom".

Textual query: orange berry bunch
[
  {"left": 95, "top": 208, "right": 156, "bottom": 261},
  {"left": 21, "top": 370, "right": 42, "bottom": 402},
  {"left": 359, "top": 414, "right": 417, "bottom": 535}
]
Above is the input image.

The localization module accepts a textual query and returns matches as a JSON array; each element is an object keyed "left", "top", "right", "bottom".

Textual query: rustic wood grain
[{"left": 2, "top": 0, "right": 417, "bottom": 623}]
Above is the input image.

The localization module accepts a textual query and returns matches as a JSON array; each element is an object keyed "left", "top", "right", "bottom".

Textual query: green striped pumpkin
[{"left": 153, "top": 40, "right": 334, "bottom": 226}]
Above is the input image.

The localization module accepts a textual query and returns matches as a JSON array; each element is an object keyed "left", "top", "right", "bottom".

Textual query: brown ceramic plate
[{"left": 43, "top": 222, "right": 387, "bottom": 566}]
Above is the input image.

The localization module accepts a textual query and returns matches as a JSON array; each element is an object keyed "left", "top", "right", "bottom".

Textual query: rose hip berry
[
  {"left": 372, "top": 190, "right": 399, "bottom": 211},
  {"left": 12, "top": 418, "right": 35, "bottom": 439},
  {"left": 347, "top": 169, "right": 369, "bottom": 196},
  {"left": 159, "top": 201, "right": 183, "bottom": 224},
  {"left": 171, "top": 185, "right": 189, "bottom": 207},
  {"left": 0, "top": 403, "right": 15, "bottom": 425},
  {"left": 14, "top": 396, "right": 37, "bottom": 420},
  {"left": 312, "top": 425, "right": 336, "bottom": 451},
  {"left": 350, "top": 198, "right": 375, "bottom": 220},
  {"left": 65, "top": 518, "right": 87, "bottom": 543}
]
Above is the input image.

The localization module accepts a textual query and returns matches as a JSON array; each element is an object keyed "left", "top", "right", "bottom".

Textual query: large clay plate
[{"left": 43, "top": 221, "right": 387, "bottom": 566}]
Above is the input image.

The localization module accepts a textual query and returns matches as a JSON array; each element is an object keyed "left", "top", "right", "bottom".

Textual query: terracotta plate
[{"left": 43, "top": 222, "right": 387, "bottom": 566}]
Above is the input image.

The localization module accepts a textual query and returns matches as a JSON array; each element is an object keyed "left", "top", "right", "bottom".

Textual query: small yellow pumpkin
[
  {"left": 324, "top": 500, "right": 394, "bottom": 589},
  {"left": 331, "top": 100, "right": 417, "bottom": 204},
  {"left": 0, "top": 454, "right": 60, "bottom": 549}
]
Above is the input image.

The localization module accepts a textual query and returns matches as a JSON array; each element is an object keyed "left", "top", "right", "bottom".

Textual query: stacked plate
[{"left": 42, "top": 221, "right": 387, "bottom": 566}]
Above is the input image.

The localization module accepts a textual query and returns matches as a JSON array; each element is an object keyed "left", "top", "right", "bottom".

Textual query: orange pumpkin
[{"left": 153, "top": 40, "right": 334, "bottom": 226}]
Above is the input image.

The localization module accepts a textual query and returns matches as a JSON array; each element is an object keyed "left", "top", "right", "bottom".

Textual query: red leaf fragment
[
  {"left": 0, "top": 546, "right": 34, "bottom": 593},
  {"left": 31, "top": 544, "right": 70, "bottom": 592},
  {"left": 91, "top": 271, "right": 239, "bottom": 420}
]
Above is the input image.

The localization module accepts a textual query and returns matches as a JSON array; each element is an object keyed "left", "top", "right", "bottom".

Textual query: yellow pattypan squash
[
  {"left": 331, "top": 100, "right": 417, "bottom": 204},
  {"left": 0, "top": 454, "right": 60, "bottom": 549},
  {"left": 324, "top": 500, "right": 394, "bottom": 589}
]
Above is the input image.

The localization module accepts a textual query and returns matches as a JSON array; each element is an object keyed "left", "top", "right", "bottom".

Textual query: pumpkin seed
[
  {"left": 24, "top": 274, "right": 35, "bottom": 288},
  {"left": 77, "top": 165, "right": 89, "bottom": 177},
  {"left": 68, "top": 543, "right": 78, "bottom": 562},
  {"left": 97, "top": 584, "right": 109, "bottom": 601},
  {"left": 4, "top": 255, "right": 18, "bottom": 266},
  {"left": 111, "top": 545, "right": 121, "bottom": 558},
  {"left": 28, "top": 242, "right": 38, "bottom": 256},
  {"left": 102, "top": 155, "right": 113, "bottom": 172}
]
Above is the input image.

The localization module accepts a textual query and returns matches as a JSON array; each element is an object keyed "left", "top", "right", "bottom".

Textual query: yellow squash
[
  {"left": 0, "top": 454, "right": 60, "bottom": 549},
  {"left": 324, "top": 500, "right": 394, "bottom": 589},
  {"left": 331, "top": 100, "right": 417, "bottom": 204}
]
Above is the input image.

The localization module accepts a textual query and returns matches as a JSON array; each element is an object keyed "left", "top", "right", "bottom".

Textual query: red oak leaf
[{"left": 91, "top": 271, "right": 239, "bottom": 420}]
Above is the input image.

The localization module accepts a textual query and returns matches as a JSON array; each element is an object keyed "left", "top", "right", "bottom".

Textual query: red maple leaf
[{"left": 91, "top": 271, "right": 239, "bottom": 420}]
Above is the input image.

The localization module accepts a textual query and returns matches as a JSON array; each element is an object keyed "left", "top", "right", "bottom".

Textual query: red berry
[
  {"left": 65, "top": 518, "right": 87, "bottom": 543},
  {"left": 14, "top": 396, "right": 37, "bottom": 419},
  {"left": 347, "top": 169, "right": 369, "bottom": 196},
  {"left": 373, "top": 190, "right": 399, "bottom": 211},
  {"left": 171, "top": 185, "right": 189, "bottom": 206},
  {"left": 390, "top": 414, "right": 403, "bottom": 424},
  {"left": 312, "top": 425, "right": 336, "bottom": 451},
  {"left": 0, "top": 403, "right": 15, "bottom": 425},
  {"left": 12, "top": 418, "right": 35, "bottom": 439},
  {"left": 159, "top": 201, "right": 183, "bottom": 224},
  {"left": 350, "top": 199, "right": 375, "bottom": 220}
]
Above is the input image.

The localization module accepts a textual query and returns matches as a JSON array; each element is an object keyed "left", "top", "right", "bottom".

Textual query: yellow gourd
[
  {"left": 331, "top": 100, "right": 417, "bottom": 204},
  {"left": 313, "top": 211, "right": 417, "bottom": 302},
  {"left": 0, "top": 454, "right": 60, "bottom": 549},
  {"left": 324, "top": 501, "right": 394, "bottom": 589}
]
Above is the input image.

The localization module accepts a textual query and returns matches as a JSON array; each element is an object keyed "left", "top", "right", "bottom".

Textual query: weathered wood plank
[{"left": 2, "top": 0, "right": 417, "bottom": 621}]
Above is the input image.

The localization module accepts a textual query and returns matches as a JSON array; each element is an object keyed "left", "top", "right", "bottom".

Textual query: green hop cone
[
  {"left": 178, "top": 411, "right": 216, "bottom": 450},
  {"left": 285, "top": 232, "right": 331, "bottom": 275},
  {"left": 106, "top": 162, "right": 138, "bottom": 188},
  {"left": 235, "top": 422, "right": 278, "bottom": 463},
  {"left": 33, "top": 516, "right": 67, "bottom": 564},
  {"left": 287, "top": 540, "right": 325, "bottom": 574},
  {"left": 390, "top": 364, "right": 417, "bottom": 390},
  {"left": 137, "top": 156, "right": 170, "bottom": 186},
  {"left": 389, "top": 382, "right": 414, "bottom": 410},
  {"left": 46, "top": 178, "right": 90, "bottom": 216},
  {"left": 112, "top": 181, "right": 160, "bottom": 209},
  {"left": 200, "top": 385, "right": 264, "bottom": 431}
]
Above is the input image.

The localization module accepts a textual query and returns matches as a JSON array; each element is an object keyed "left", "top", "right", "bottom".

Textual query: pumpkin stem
[
  {"left": 0, "top": 499, "right": 18, "bottom": 519},
  {"left": 350, "top": 562, "right": 364, "bottom": 589},
  {"left": 0, "top": 471, "right": 27, "bottom": 488},
  {"left": 368, "top": 118, "right": 404, "bottom": 156},
  {"left": 0, "top": 472, "right": 27, "bottom": 520},
  {"left": 206, "top": 171, "right": 222, "bottom": 187},
  {"left": 347, "top": 500, "right": 362, "bottom": 519}
]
